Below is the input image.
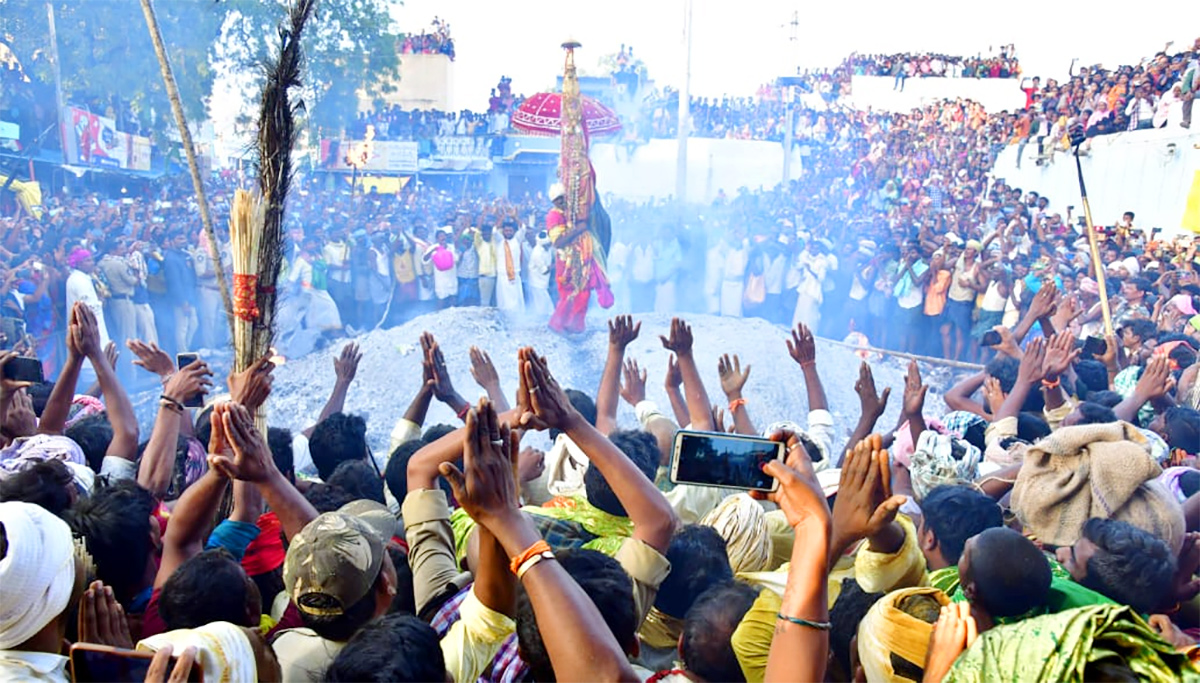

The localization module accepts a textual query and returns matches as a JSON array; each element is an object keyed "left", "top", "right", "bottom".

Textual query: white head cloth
[
  {"left": 0, "top": 501, "right": 77, "bottom": 649},
  {"left": 138, "top": 621, "right": 258, "bottom": 683}
]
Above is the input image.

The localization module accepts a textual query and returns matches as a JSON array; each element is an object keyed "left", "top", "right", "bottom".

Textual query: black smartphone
[
  {"left": 670, "top": 430, "right": 784, "bottom": 492},
  {"left": 1082, "top": 336, "right": 1107, "bottom": 357},
  {"left": 979, "top": 330, "right": 1003, "bottom": 347},
  {"left": 3, "top": 356, "right": 44, "bottom": 383},
  {"left": 70, "top": 643, "right": 204, "bottom": 682},
  {"left": 175, "top": 352, "right": 205, "bottom": 408}
]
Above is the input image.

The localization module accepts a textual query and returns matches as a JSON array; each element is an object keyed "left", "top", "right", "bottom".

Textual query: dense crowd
[
  {"left": 400, "top": 17, "right": 456, "bottom": 61},
  {"left": 0, "top": 33, "right": 1200, "bottom": 683},
  {"left": 842, "top": 49, "right": 1022, "bottom": 83},
  {"left": 4, "top": 41, "right": 1200, "bottom": 393},
  {"left": 0, "top": 303, "right": 1196, "bottom": 681}
]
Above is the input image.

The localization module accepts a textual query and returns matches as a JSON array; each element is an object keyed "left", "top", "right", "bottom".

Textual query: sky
[{"left": 387, "top": 0, "right": 1200, "bottom": 111}]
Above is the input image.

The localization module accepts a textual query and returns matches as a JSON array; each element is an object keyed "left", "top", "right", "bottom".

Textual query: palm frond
[{"left": 252, "top": 0, "right": 315, "bottom": 359}]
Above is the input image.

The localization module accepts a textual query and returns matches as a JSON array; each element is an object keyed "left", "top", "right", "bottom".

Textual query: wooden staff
[
  {"left": 138, "top": 0, "right": 234, "bottom": 340},
  {"left": 1072, "top": 125, "right": 1114, "bottom": 336}
]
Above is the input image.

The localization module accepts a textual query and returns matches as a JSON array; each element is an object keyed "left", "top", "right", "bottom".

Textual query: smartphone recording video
[
  {"left": 175, "top": 352, "right": 205, "bottom": 408},
  {"left": 2, "top": 356, "right": 44, "bottom": 383},
  {"left": 670, "top": 430, "right": 784, "bottom": 492},
  {"left": 70, "top": 643, "right": 203, "bottom": 682}
]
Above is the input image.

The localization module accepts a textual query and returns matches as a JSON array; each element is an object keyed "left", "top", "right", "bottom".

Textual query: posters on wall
[
  {"left": 63, "top": 106, "right": 152, "bottom": 171},
  {"left": 321, "top": 139, "right": 419, "bottom": 173}
]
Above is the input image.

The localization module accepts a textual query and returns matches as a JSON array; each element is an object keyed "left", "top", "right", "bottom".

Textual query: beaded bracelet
[{"left": 776, "top": 612, "right": 831, "bottom": 630}]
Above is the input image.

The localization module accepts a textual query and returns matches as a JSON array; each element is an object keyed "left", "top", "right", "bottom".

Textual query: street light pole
[{"left": 674, "top": 0, "right": 692, "bottom": 206}]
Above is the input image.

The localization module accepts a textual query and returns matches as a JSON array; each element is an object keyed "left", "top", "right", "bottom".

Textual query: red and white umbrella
[{"left": 511, "top": 91, "right": 622, "bottom": 137}]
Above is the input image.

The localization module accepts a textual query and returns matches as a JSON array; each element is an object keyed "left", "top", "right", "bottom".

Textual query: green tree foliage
[
  {"left": 0, "top": 0, "right": 401, "bottom": 138},
  {"left": 0, "top": 0, "right": 223, "bottom": 136},
  {"left": 217, "top": 0, "right": 401, "bottom": 137}
]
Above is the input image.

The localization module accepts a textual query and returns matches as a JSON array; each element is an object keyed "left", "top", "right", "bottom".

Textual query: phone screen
[
  {"left": 670, "top": 430, "right": 784, "bottom": 492},
  {"left": 70, "top": 645, "right": 202, "bottom": 682},
  {"left": 3, "top": 357, "right": 44, "bottom": 383},
  {"left": 175, "top": 353, "right": 204, "bottom": 408}
]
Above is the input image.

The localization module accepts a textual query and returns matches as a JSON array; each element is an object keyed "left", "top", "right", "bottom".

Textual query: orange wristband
[
  {"left": 1041, "top": 377, "right": 1061, "bottom": 390},
  {"left": 509, "top": 539, "right": 552, "bottom": 575},
  {"left": 729, "top": 398, "right": 747, "bottom": 412}
]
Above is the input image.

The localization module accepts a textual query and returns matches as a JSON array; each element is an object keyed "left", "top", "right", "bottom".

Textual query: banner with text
[
  {"left": 322, "top": 139, "right": 419, "bottom": 173},
  {"left": 63, "top": 107, "right": 152, "bottom": 171}
]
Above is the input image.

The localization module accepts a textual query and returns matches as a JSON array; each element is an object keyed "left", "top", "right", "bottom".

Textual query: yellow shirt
[
  {"left": 440, "top": 587, "right": 516, "bottom": 683},
  {"left": 474, "top": 231, "right": 497, "bottom": 276}
]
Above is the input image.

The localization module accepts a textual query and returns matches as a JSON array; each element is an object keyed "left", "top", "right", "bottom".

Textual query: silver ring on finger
[
  {"left": 491, "top": 439, "right": 504, "bottom": 446},
  {"left": 530, "top": 385, "right": 541, "bottom": 393}
]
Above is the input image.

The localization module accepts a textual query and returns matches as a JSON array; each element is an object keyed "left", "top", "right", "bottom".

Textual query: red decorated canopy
[{"left": 511, "top": 91, "right": 622, "bottom": 137}]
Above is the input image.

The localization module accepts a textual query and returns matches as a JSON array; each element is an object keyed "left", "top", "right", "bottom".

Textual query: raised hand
[
  {"left": 1136, "top": 354, "right": 1176, "bottom": 402},
  {"left": 1051, "top": 294, "right": 1083, "bottom": 330},
  {"left": 144, "top": 644, "right": 198, "bottom": 683},
  {"left": 786, "top": 323, "right": 817, "bottom": 367},
  {"left": 1042, "top": 330, "right": 1081, "bottom": 380},
  {"left": 426, "top": 341, "right": 458, "bottom": 403},
  {"left": 902, "top": 360, "right": 928, "bottom": 418},
  {"left": 994, "top": 325, "right": 1022, "bottom": 360},
  {"left": 923, "top": 602, "right": 978, "bottom": 683},
  {"left": 70, "top": 302, "right": 103, "bottom": 361},
  {"left": 982, "top": 375, "right": 1007, "bottom": 415},
  {"left": 77, "top": 580, "right": 133, "bottom": 649},
  {"left": 519, "top": 348, "right": 579, "bottom": 432},
  {"left": 607, "top": 314, "right": 641, "bottom": 350},
  {"left": 208, "top": 403, "right": 274, "bottom": 483},
  {"left": 127, "top": 339, "right": 175, "bottom": 378},
  {"left": 162, "top": 358, "right": 214, "bottom": 408},
  {"left": 1017, "top": 336, "right": 1047, "bottom": 385},
  {"left": 757, "top": 428, "right": 830, "bottom": 530},
  {"left": 619, "top": 358, "right": 647, "bottom": 407},
  {"left": 2, "top": 387, "right": 36, "bottom": 438},
  {"left": 665, "top": 354, "right": 683, "bottom": 391},
  {"left": 658, "top": 317, "right": 695, "bottom": 356},
  {"left": 334, "top": 341, "right": 362, "bottom": 385},
  {"left": 517, "top": 447, "right": 546, "bottom": 484},
  {"left": 0, "top": 351, "right": 33, "bottom": 398},
  {"left": 227, "top": 355, "right": 274, "bottom": 413},
  {"left": 439, "top": 398, "right": 521, "bottom": 528},
  {"left": 854, "top": 361, "right": 891, "bottom": 425},
  {"left": 830, "top": 434, "right": 905, "bottom": 552},
  {"left": 717, "top": 353, "right": 751, "bottom": 398},
  {"left": 469, "top": 346, "right": 501, "bottom": 391},
  {"left": 103, "top": 342, "right": 120, "bottom": 371},
  {"left": 1028, "top": 282, "right": 1059, "bottom": 320},
  {"left": 1097, "top": 333, "right": 1119, "bottom": 369}
]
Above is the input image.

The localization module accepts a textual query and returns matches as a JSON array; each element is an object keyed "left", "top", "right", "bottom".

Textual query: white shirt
[
  {"left": 0, "top": 650, "right": 69, "bottom": 683},
  {"left": 65, "top": 269, "right": 111, "bottom": 348},
  {"left": 630, "top": 244, "right": 655, "bottom": 284},
  {"left": 529, "top": 243, "right": 553, "bottom": 289}
]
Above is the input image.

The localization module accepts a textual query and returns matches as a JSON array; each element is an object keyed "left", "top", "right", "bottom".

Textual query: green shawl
[{"left": 944, "top": 604, "right": 1199, "bottom": 683}]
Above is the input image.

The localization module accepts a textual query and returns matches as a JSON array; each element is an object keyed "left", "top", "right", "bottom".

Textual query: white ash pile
[{"left": 265, "top": 309, "right": 954, "bottom": 455}]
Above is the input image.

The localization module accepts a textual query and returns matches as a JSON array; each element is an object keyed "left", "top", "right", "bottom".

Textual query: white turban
[
  {"left": 138, "top": 621, "right": 258, "bottom": 682},
  {"left": 700, "top": 493, "right": 773, "bottom": 573},
  {"left": 0, "top": 501, "right": 77, "bottom": 649}
]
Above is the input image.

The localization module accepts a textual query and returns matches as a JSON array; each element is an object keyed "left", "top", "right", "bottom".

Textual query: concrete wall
[
  {"left": 589, "top": 138, "right": 804, "bottom": 203},
  {"left": 843, "top": 75, "right": 1026, "bottom": 113},
  {"left": 991, "top": 127, "right": 1200, "bottom": 234}
]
